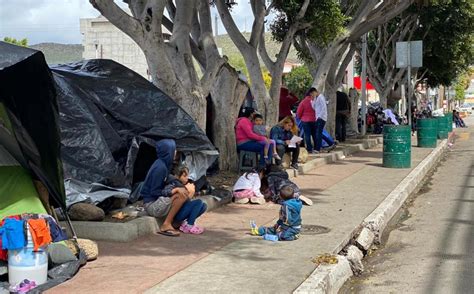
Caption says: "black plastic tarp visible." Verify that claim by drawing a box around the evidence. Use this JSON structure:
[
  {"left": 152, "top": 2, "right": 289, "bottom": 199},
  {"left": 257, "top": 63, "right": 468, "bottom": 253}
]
[
  {"left": 51, "top": 59, "right": 217, "bottom": 195},
  {"left": 0, "top": 41, "right": 66, "bottom": 209}
]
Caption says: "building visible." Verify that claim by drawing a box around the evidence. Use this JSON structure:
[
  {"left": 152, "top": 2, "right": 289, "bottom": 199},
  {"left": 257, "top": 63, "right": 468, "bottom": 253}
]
[{"left": 80, "top": 16, "right": 150, "bottom": 78}]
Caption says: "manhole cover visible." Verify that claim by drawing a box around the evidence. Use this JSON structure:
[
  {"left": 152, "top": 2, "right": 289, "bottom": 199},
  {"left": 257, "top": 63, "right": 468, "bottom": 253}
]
[{"left": 300, "top": 225, "right": 330, "bottom": 235}]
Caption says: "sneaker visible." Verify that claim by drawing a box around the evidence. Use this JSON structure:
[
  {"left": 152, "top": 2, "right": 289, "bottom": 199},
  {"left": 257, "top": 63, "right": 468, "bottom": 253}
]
[
  {"left": 311, "top": 150, "right": 320, "bottom": 154},
  {"left": 290, "top": 163, "right": 299, "bottom": 170},
  {"left": 299, "top": 195, "right": 313, "bottom": 206},
  {"left": 274, "top": 154, "right": 282, "bottom": 161},
  {"left": 234, "top": 197, "right": 250, "bottom": 204},
  {"left": 250, "top": 197, "right": 266, "bottom": 205}
]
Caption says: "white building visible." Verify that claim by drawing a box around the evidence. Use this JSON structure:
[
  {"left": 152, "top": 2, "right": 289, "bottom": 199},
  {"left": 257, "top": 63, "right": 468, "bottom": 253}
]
[{"left": 80, "top": 16, "right": 150, "bottom": 78}]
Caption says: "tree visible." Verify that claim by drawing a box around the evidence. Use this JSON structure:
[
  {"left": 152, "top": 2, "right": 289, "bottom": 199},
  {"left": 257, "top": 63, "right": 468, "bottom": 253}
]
[
  {"left": 284, "top": 65, "right": 312, "bottom": 99},
  {"left": 363, "top": 0, "right": 474, "bottom": 108},
  {"left": 288, "top": 0, "right": 415, "bottom": 135},
  {"left": 216, "top": 0, "right": 313, "bottom": 127},
  {"left": 90, "top": 0, "right": 247, "bottom": 170},
  {"left": 454, "top": 68, "right": 474, "bottom": 101},
  {"left": 3, "top": 37, "right": 28, "bottom": 47}
]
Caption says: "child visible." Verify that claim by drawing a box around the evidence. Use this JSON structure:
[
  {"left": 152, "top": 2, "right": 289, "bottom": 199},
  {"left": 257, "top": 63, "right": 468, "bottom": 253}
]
[
  {"left": 258, "top": 185, "right": 301, "bottom": 241},
  {"left": 163, "top": 165, "right": 207, "bottom": 234},
  {"left": 232, "top": 167, "right": 266, "bottom": 205},
  {"left": 253, "top": 114, "right": 281, "bottom": 162}
]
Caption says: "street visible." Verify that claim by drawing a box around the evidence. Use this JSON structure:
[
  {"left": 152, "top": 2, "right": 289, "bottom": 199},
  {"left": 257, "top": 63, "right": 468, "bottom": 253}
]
[{"left": 342, "top": 116, "right": 474, "bottom": 294}]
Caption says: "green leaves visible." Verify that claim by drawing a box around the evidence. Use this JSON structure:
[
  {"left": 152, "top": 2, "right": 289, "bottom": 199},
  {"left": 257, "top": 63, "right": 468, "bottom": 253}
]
[
  {"left": 270, "top": 0, "right": 346, "bottom": 46},
  {"left": 284, "top": 65, "right": 313, "bottom": 99},
  {"left": 3, "top": 37, "right": 28, "bottom": 47}
]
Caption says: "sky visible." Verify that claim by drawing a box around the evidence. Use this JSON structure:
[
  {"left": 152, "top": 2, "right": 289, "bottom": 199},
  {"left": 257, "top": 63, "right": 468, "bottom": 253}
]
[{"left": 0, "top": 0, "right": 253, "bottom": 45}]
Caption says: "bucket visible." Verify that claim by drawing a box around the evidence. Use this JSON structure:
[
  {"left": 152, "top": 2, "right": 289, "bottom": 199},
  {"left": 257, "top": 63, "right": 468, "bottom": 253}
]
[
  {"left": 383, "top": 125, "right": 411, "bottom": 168},
  {"left": 416, "top": 118, "right": 437, "bottom": 148},
  {"left": 446, "top": 112, "right": 453, "bottom": 132},
  {"left": 8, "top": 224, "right": 48, "bottom": 286}
]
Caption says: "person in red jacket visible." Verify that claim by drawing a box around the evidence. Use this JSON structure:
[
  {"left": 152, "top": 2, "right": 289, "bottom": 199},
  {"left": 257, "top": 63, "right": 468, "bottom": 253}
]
[
  {"left": 297, "top": 88, "right": 317, "bottom": 153},
  {"left": 235, "top": 107, "right": 273, "bottom": 166},
  {"left": 279, "top": 86, "right": 299, "bottom": 121}
]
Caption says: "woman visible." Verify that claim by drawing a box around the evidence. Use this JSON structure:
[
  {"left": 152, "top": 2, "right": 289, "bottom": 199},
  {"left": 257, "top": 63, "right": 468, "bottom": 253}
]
[
  {"left": 270, "top": 116, "right": 300, "bottom": 169},
  {"left": 235, "top": 107, "right": 273, "bottom": 166},
  {"left": 297, "top": 88, "right": 317, "bottom": 153}
]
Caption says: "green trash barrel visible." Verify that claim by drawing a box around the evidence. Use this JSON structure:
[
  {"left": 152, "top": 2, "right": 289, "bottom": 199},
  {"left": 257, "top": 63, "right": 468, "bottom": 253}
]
[
  {"left": 446, "top": 112, "right": 453, "bottom": 132},
  {"left": 436, "top": 116, "right": 449, "bottom": 139},
  {"left": 416, "top": 118, "right": 437, "bottom": 148},
  {"left": 383, "top": 125, "right": 411, "bottom": 168}
]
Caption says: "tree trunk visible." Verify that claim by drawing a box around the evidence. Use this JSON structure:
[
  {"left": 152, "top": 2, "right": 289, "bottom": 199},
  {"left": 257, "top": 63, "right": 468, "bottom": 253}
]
[
  {"left": 348, "top": 88, "right": 360, "bottom": 135},
  {"left": 325, "top": 82, "right": 338, "bottom": 136},
  {"left": 210, "top": 65, "right": 248, "bottom": 171}
]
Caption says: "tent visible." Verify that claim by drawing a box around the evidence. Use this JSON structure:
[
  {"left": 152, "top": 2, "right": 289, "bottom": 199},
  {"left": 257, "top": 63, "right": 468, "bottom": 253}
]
[
  {"left": 0, "top": 41, "right": 66, "bottom": 216},
  {"left": 51, "top": 59, "right": 218, "bottom": 207}
]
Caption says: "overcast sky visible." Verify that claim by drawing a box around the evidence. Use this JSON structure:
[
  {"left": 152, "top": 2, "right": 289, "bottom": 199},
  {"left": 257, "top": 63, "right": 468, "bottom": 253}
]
[{"left": 0, "top": 0, "right": 253, "bottom": 45}]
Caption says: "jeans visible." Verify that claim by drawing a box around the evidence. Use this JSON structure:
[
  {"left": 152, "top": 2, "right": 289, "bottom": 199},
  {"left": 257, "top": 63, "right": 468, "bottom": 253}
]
[
  {"left": 175, "top": 199, "right": 207, "bottom": 226},
  {"left": 315, "top": 118, "right": 326, "bottom": 151},
  {"left": 238, "top": 140, "right": 273, "bottom": 166},
  {"left": 335, "top": 113, "right": 347, "bottom": 142},
  {"left": 276, "top": 144, "right": 299, "bottom": 165},
  {"left": 301, "top": 121, "right": 317, "bottom": 152}
]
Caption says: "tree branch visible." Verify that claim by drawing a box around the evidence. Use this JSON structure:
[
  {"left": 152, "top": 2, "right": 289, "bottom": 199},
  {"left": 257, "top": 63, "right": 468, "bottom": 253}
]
[
  {"left": 216, "top": 0, "right": 250, "bottom": 50},
  {"left": 90, "top": 0, "right": 144, "bottom": 44},
  {"left": 249, "top": 0, "right": 266, "bottom": 48}
]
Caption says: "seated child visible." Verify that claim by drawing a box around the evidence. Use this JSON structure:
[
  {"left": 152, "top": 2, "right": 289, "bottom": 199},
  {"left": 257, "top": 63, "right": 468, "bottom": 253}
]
[
  {"left": 232, "top": 167, "right": 266, "bottom": 205},
  {"left": 163, "top": 165, "right": 207, "bottom": 234},
  {"left": 258, "top": 185, "right": 301, "bottom": 241},
  {"left": 253, "top": 114, "right": 281, "bottom": 162}
]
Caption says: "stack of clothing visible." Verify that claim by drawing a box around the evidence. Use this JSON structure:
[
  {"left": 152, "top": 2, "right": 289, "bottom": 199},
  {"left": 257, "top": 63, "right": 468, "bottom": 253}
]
[{"left": 0, "top": 214, "right": 67, "bottom": 260}]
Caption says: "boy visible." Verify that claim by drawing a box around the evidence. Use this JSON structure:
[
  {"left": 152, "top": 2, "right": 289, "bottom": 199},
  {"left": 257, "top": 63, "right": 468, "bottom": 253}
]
[
  {"left": 253, "top": 113, "right": 281, "bottom": 162},
  {"left": 258, "top": 185, "right": 302, "bottom": 241}
]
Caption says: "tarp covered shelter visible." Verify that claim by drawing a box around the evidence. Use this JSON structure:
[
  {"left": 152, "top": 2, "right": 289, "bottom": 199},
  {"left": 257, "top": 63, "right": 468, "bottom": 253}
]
[
  {"left": 0, "top": 41, "right": 66, "bottom": 212},
  {"left": 51, "top": 59, "right": 218, "bottom": 206}
]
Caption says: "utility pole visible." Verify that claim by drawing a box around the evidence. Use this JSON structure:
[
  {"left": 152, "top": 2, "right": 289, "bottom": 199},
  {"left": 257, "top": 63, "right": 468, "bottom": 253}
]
[
  {"left": 361, "top": 34, "right": 367, "bottom": 136},
  {"left": 407, "top": 42, "right": 412, "bottom": 127}
]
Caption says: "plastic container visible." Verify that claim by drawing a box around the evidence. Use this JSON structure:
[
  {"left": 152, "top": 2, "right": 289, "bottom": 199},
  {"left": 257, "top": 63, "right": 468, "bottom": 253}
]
[
  {"left": 8, "top": 225, "right": 48, "bottom": 286},
  {"left": 383, "top": 125, "right": 411, "bottom": 168},
  {"left": 263, "top": 234, "right": 279, "bottom": 242}
]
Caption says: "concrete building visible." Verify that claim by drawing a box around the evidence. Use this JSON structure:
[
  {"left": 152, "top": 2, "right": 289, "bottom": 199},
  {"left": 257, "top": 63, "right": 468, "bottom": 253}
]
[{"left": 80, "top": 16, "right": 150, "bottom": 78}]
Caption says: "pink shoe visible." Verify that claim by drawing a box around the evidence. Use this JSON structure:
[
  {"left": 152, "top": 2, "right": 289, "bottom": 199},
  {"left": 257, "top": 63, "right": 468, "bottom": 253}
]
[{"left": 179, "top": 223, "right": 204, "bottom": 234}]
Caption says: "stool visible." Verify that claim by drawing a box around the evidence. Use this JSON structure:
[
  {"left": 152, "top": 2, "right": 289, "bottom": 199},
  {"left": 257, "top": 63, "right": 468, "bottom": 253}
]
[{"left": 238, "top": 150, "right": 259, "bottom": 173}]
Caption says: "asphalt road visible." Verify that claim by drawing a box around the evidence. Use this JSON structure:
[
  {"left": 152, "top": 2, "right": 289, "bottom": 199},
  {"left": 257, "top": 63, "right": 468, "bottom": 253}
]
[{"left": 341, "top": 116, "right": 474, "bottom": 294}]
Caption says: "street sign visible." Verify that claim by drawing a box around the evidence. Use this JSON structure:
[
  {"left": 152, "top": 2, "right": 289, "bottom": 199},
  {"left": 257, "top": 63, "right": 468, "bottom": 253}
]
[{"left": 396, "top": 41, "right": 423, "bottom": 68}]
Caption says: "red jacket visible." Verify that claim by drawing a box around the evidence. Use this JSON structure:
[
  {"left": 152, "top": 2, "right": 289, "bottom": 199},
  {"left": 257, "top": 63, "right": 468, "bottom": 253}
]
[
  {"left": 279, "top": 88, "right": 299, "bottom": 119},
  {"left": 235, "top": 117, "right": 267, "bottom": 145},
  {"left": 296, "top": 96, "right": 316, "bottom": 122}
]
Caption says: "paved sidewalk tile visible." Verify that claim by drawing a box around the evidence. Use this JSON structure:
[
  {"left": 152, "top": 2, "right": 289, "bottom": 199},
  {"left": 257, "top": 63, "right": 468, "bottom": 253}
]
[{"left": 48, "top": 144, "right": 432, "bottom": 294}]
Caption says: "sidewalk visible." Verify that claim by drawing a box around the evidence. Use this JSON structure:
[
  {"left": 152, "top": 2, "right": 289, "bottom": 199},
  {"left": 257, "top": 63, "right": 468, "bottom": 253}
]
[{"left": 49, "top": 140, "right": 435, "bottom": 294}]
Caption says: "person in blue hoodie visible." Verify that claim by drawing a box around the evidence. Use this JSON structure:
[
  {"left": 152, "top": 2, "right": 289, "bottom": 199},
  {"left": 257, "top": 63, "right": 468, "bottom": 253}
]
[
  {"left": 141, "top": 139, "right": 189, "bottom": 237},
  {"left": 258, "top": 185, "right": 302, "bottom": 241}
]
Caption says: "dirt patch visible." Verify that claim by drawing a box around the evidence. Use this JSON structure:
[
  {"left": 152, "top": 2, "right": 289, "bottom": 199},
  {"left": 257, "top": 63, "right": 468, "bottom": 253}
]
[{"left": 208, "top": 170, "right": 239, "bottom": 190}]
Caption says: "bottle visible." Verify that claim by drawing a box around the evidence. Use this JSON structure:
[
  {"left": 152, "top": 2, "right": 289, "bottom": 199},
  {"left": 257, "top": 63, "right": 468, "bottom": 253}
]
[{"left": 263, "top": 234, "right": 279, "bottom": 242}]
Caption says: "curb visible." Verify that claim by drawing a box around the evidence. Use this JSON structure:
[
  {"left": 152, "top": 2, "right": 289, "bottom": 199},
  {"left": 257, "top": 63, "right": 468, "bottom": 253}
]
[
  {"left": 62, "top": 194, "right": 232, "bottom": 242},
  {"left": 294, "top": 134, "right": 453, "bottom": 294}
]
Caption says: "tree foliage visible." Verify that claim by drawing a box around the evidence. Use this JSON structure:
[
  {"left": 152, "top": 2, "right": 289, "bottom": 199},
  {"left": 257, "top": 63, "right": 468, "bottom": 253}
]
[
  {"left": 416, "top": 0, "right": 474, "bottom": 87},
  {"left": 284, "top": 65, "right": 312, "bottom": 99},
  {"left": 3, "top": 37, "right": 28, "bottom": 47},
  {"left": 454, "top": 68, "right": 474, "bottom": 101},
  {"left": 271, "top": 0, "right": 346, "bottom": 63}
]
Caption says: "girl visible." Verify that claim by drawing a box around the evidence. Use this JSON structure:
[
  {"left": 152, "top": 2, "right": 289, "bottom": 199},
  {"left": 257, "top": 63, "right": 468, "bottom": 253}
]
[
  {"left": 232, "top": 167, "right": 266, "bottom": 205},
  {"left": 163, "top": 165, "right": 207, "bottom": 234},
  {"left": 253, "top": 113, "right": 281, "bottom": 162}
]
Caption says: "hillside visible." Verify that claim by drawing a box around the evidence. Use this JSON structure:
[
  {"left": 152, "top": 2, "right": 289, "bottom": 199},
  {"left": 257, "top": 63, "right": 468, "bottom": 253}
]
[
  {"left": 215, "top": 32, "right": 301, "bottom": 64},
  {"left": 30, "top": 32, "right": 300, "bottom": 68},
  {"left": 30, "top": 43, "right": 83, "bottom": 65}
]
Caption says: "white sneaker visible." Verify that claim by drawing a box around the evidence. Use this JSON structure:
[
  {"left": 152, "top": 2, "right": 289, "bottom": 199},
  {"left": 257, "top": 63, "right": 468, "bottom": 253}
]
[
  {"left": 250, "top": 197, "right": 266, "bottom": 205},
  {"left": 234, "top": 197, "right": 250, "bottom": 204}
]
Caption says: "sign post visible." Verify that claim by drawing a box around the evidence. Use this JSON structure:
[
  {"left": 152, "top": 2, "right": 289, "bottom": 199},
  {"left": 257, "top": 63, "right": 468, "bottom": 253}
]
[{"left": 396, "top": 41, "right": 423, "bottom": 128}]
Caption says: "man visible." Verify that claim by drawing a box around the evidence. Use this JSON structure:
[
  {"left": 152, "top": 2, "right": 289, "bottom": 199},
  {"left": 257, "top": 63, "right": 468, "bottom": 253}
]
[
  {"left": 311, "top": 89, "right": 335, "bottom": 152},
  {"left": 336, "top": 91, "right": 351, "bottom": 142},
  {"left": 141, "top": 139, "right": 193, "bottom": 237},
  {"left": 279, "top": 86, "right": 299, "bottom": 121}
]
